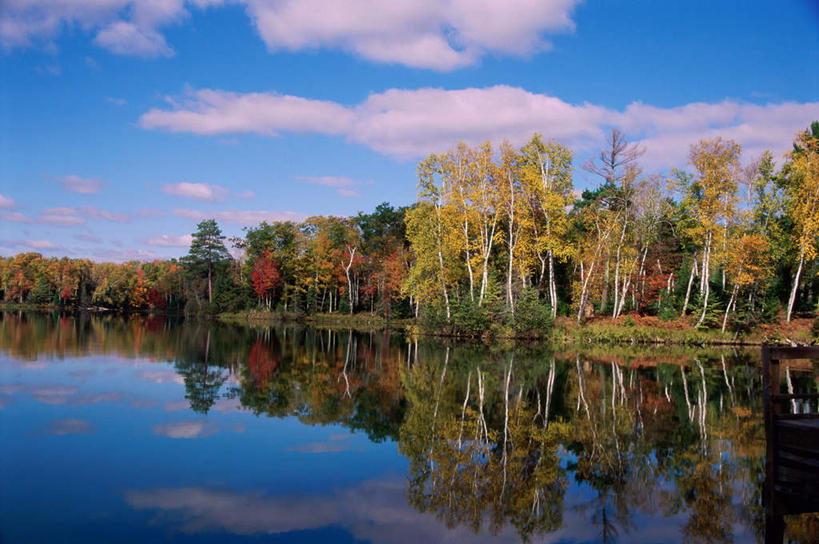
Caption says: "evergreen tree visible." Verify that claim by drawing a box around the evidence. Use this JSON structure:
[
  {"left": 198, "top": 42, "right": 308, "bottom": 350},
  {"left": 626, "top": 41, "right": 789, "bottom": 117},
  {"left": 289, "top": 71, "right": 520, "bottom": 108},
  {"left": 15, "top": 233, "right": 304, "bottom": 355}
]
[{"left": 184, "top": 219, "right": 230, "bottom": 304}]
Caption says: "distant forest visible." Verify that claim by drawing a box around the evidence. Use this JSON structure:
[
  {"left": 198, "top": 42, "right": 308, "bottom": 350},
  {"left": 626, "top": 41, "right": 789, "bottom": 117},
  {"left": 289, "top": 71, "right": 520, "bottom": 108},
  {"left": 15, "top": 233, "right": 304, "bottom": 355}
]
[{"left": 2, "top": 123, "right": 817, "bottom": 334}]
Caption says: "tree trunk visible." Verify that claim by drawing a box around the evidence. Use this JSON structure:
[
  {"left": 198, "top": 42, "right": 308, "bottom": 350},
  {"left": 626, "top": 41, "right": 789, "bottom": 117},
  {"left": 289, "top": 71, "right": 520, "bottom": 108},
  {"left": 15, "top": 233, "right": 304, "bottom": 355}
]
[
  {"left": 612, "top": 217, "right": 627, "bottom": 317},
  {"left": 344, "top": 246, "right": 356, "bottom": 315},
  {"left": 600, "top": 254, "right": 610, "bottom": 313},
  {"left": 548, "top": 249, "right": 557, "bottom": 318},
  {"left": 695, "top": 232, "right": 712, "bottom": 328},
  {"left": 682, "top": 255, "right": 698, "bottom": 316},
  {"left": 207, "top": 263, "right": 212, "bottom": 304},
  {"left": 577, "top": 257, "right": 598, "bottom": 324},
  {"left": 786, "top": 251, "right": 805, "bottom": 323},
  {"left": 463, "top": 218, "right": 474, "bottom": 302},
  {"left": 721, "top": 283, "right": 738, "bottom": 333},
  {"left": 434, "top": 201, "right": 451, "bottom": 321},
  {"left": 506, "top": 174, "right": 516, "bottom": 315}
]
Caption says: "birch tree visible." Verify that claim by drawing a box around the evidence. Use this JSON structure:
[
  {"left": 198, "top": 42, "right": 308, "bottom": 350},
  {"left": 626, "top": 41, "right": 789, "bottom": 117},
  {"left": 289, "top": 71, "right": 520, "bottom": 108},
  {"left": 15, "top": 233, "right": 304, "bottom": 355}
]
[
  {"left": 782, "top": 123, "right": 819, "bottom": 322},
  {"left": 520, "top": 135, "right": 574, "bottom": 317},
  {"left": 687, "top": 138, "right": 741, "bottom": 327}
]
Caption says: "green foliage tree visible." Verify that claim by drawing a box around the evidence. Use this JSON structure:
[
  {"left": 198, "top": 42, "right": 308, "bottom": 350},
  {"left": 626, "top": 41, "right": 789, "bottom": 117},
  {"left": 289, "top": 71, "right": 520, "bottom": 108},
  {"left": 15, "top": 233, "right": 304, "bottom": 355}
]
[{"left": 183, "top": 219, "right": 230, "bottom": 305}]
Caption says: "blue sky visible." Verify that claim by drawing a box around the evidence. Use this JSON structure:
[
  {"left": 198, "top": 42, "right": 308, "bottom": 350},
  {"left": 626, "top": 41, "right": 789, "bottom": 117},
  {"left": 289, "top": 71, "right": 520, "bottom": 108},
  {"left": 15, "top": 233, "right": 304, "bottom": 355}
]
[{"left": 1, "top": 0, "right": 817, "bottom": 261}]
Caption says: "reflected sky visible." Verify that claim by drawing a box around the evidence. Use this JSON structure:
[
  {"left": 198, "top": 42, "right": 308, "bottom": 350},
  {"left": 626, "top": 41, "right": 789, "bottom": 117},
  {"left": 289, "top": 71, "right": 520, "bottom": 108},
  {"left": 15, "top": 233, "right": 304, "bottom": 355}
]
[{"left": 1, "top": 312, "right": 809, "bottom": 543}]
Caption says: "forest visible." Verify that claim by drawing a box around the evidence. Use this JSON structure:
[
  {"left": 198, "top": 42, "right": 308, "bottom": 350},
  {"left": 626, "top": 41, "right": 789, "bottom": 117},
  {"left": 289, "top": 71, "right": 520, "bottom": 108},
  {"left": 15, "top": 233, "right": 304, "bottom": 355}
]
[{"left": 2, "top": 122, "right": 817, "bottom": 338}]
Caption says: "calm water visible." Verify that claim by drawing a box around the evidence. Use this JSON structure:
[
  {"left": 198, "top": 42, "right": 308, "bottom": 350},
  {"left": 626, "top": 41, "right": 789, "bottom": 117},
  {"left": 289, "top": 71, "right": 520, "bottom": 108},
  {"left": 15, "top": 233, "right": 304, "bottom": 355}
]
[{"left": 0, "top": 312, "right": 812, "bottom": 543}]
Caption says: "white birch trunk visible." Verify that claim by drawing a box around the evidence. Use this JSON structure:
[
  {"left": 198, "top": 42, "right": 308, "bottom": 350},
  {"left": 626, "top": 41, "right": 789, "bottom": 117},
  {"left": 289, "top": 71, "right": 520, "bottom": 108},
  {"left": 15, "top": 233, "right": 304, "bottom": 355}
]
[{"left": 786, "top": 251, "right": 805, "bottom": 323}]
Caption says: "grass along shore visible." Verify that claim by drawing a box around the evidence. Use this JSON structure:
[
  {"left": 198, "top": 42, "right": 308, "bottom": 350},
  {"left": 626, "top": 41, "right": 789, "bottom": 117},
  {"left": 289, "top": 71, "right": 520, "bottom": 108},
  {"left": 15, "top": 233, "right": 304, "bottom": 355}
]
[
  {"left": 219, "top": 309, "right": 818, "bottom": 346},
  {"left": 3, "top": 303, "right": 815, "bottom": 346}
]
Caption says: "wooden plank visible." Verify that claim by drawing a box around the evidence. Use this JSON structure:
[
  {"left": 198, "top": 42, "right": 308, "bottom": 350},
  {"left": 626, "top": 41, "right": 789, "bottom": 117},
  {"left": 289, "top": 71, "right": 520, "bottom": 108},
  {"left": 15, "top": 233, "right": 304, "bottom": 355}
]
[
  {"left": 771, "top": 392, "right": 819, "bottom": 401},
  {"left": 776, "top": 413, "right": 819, "bottom": 420},
  {"left": 763, "top": 345, "right": 819, "bottom": 361},
  {"left": 763, "top": 344, "right": 819, "bottom": 530}
]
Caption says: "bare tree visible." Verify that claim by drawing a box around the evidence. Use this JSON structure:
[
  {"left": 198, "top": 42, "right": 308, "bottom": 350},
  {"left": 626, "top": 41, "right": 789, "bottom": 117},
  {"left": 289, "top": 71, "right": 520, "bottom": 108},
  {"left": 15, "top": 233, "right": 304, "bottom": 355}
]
[
  {"left": 583, "top": 130, "right": 645, "bottom": 318},
  {"left": 583, "top": 129, "right": 645, "bottom": 187}
]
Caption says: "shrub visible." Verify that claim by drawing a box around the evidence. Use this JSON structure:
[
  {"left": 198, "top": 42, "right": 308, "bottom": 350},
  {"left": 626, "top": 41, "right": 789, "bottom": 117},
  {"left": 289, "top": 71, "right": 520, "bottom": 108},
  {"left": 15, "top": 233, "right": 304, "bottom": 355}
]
[
  {"left": 509, "top": 289, "right": 553, "bottom": 336},
  {"left": 658, "top": 306, "right": 678, "bottom": 322},
  {"left": 452, "top": 297, "right": 490, "bottom": 336}
]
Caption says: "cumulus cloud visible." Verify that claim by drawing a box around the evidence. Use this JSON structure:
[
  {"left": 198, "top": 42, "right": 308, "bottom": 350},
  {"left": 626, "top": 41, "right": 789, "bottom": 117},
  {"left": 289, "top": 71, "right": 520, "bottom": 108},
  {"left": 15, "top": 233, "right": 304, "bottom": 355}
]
[
  {"left": 295, "top": 176, "right": 362, "bottom": 197},
  {"left": 123, "top": 474, "right": 692, "bottom": 543},
  {"left": 123, "top": 478, "right": 539, "bottom": 542},
  {"left": 0, "top": 0, "right": 186, "bottom": 56},
  {"left": 287, "top": 433, "right": 359, "bottom": 454},
  {"left": 90, "top": 248, "right": 160, "bottom": 263},
  {"left": 140, "top": 89, "right": 354, "bottom": 136},
  {"left": 164, "top": 397, "right": 243, "bottom": 413},
  {"left": 173, "top": 208, "right": 305, "bottom": 226},
  {"left": 33, "top": 418, "right": 96, "bottom": 436},
  {"left": 5, "top": 383, "right": 151, "bottom": 407},
  {"left": 139, "top": 370, "right": 185, "bottom": 384},
  {"left": 0, "top": 194, "right": 16, "bottom": 208},
  {"left": 224, "top": 0, "right": 580, "bottom": 70},
  {"left": 1, "top": 1, "right": 579, "bottom": 69},
  {"left": 145, "top": 234, "right": 194, "bottom": 247},
  {"left": 162, "top": 182, "right": 228, "bottom": 202},
  {"left": 153, "top": 421, "right": 219, "bottom": 439},
  {"left": 1, "top": 238, "right": 59, "bottom": 250},
  {"left": 73, "top": 233, "right": 103, "bottom": 243},
  {"left": 137, "top": 208, "right": 166, "bottom": 218},
  {"left": 0, "top": 206, "right": 129, "bottom": 226},
  {"left": 55, "top": 174, "right": 104, "bottom": 194},
  {"left": 140, "top": 85, "right": 819, "bottom": 169},
  {"left": 94, "top": 21, "right": 173, "bottom": 57}
]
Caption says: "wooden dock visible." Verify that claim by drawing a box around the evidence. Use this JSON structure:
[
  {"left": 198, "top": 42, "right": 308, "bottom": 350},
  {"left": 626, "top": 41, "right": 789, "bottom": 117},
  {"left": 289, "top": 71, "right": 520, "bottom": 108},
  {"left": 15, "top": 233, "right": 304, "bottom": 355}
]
[{"left": 762, "top": 345, "right": 819, "bottom": 544}]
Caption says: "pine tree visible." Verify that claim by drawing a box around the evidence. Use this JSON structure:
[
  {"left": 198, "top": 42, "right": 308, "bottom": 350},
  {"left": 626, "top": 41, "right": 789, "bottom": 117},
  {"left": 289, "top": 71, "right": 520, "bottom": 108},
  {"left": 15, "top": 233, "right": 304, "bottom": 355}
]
[{"left": 184, "top": 219, "right": 230, "bottom": 304}]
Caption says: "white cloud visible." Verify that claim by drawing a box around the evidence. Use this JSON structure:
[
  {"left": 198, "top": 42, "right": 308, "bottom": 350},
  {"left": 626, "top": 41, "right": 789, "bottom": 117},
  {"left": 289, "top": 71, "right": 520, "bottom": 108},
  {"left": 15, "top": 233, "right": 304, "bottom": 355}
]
[
  {"left": 0, "top": 0, "right": 187, "bottom": 56},
  {"left": 337, "top": 188, "right": 360, "bottom": 198},
  {"left": 1, "top": 207, "right": 84, "bottom": 226},
  {"left": 140, "top": 89, "right": 355, "bottom": 136},
  {"left": 162, "top": 182, "right": 228, "bottom": 202},
  {"left": 231, "top": 0, "right": 580, "bottom": 70},
  {"left": 0, "top": 194, "right": 16, "bottom": 209},
  {"left": 140, "top": 85, "right": 819, "bottom": 169},
  {"left": 145, "top": 234, "right": 193, "bottom": 247},
  {"left": 173, "top": 208, "right": 306, "bottom": 226},
  {"left": 34, "top": 418, "right": 95, "bottom": 436},
  {"left": 1, "top": 238, "right": 59, "bottom": 250},
  {"left": 237, "top": 190, "right": 255, "bottom": 199},
  {"left": 153, "top": 421, "right": 218, "bottom": 439},
  {"left": 1, "top": 206, "right": 128, "bottom": 226},
  {"left": 1, "top": 1, "right": 579, "bottom": 69},
  {"left": 73, "top": 233, "right": 103, "bottom": 243},
  {"left": 107, "top": 97, "right": 127, "bottom": 106},
  {"left": 295, "top": 176, "right": 358, "bottom": 188},
  {"left": 55, "top": 174, "right": 104, "bottom": 194},
  {"left": 137, "top": 208, "right": 166, "bottom": 218},
  {"left": 39, "top": 207, "right": 88, "bottom": 225},
  {"left": 139, "top": 369, "right": 184, "bottom": 384},
  {"left": 123, "top": 476, "right": 632, "bottom": 543},
  {"left": 90, "top": 248, "right": 160, "bottom": 263},
  {"left": 295, "top": 176, "right": 363, "bottom": 197},
  {"left": 94, "top": 21, "right": 174, "bottom": 57},
  {"left": 81, "top": 206, "right": 130, "bottom": 222}
]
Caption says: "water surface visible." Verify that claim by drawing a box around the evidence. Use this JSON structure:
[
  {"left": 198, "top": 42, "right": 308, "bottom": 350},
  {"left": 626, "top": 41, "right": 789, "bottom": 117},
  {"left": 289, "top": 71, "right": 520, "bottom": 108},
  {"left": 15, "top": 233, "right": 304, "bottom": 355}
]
[{"left": 1, "top": 312, "right": 812, "bottom": 543}]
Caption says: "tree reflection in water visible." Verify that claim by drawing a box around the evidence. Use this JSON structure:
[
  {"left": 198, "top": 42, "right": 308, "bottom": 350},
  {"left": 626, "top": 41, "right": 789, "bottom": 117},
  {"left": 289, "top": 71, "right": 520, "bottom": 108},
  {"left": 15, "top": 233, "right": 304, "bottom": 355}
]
[{"left": 2, "top": 311, "right": 817, "bottom": 542}]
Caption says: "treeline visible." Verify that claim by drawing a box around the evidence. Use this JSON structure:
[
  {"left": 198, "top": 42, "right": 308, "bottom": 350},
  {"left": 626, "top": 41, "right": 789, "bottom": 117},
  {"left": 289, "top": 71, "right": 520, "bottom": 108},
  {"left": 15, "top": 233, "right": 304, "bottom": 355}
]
[{"left": 2, "top": 123, "right": 817, "bottom": 334}]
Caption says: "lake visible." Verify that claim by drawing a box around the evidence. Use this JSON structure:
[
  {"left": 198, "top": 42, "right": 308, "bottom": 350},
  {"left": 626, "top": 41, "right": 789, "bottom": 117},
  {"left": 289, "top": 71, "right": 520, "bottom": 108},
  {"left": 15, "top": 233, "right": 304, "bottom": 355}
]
[{"left": 0, "top": 312, "right": 813, "bottom": 543}]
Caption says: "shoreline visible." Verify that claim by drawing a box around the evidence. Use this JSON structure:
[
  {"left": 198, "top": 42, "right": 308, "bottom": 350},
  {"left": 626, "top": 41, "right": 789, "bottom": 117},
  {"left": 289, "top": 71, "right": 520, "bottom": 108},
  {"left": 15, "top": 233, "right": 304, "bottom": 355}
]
[{"left": 3, "top": 304, "right": 815, "bottom": 347}]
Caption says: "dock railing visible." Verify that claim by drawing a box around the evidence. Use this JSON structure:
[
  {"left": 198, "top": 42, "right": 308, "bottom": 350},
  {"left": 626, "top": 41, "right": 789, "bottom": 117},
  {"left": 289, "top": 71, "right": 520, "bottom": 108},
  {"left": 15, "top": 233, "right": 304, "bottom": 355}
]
[{"left": 761, "top": 345, "right": 819, "bottom": 544}]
